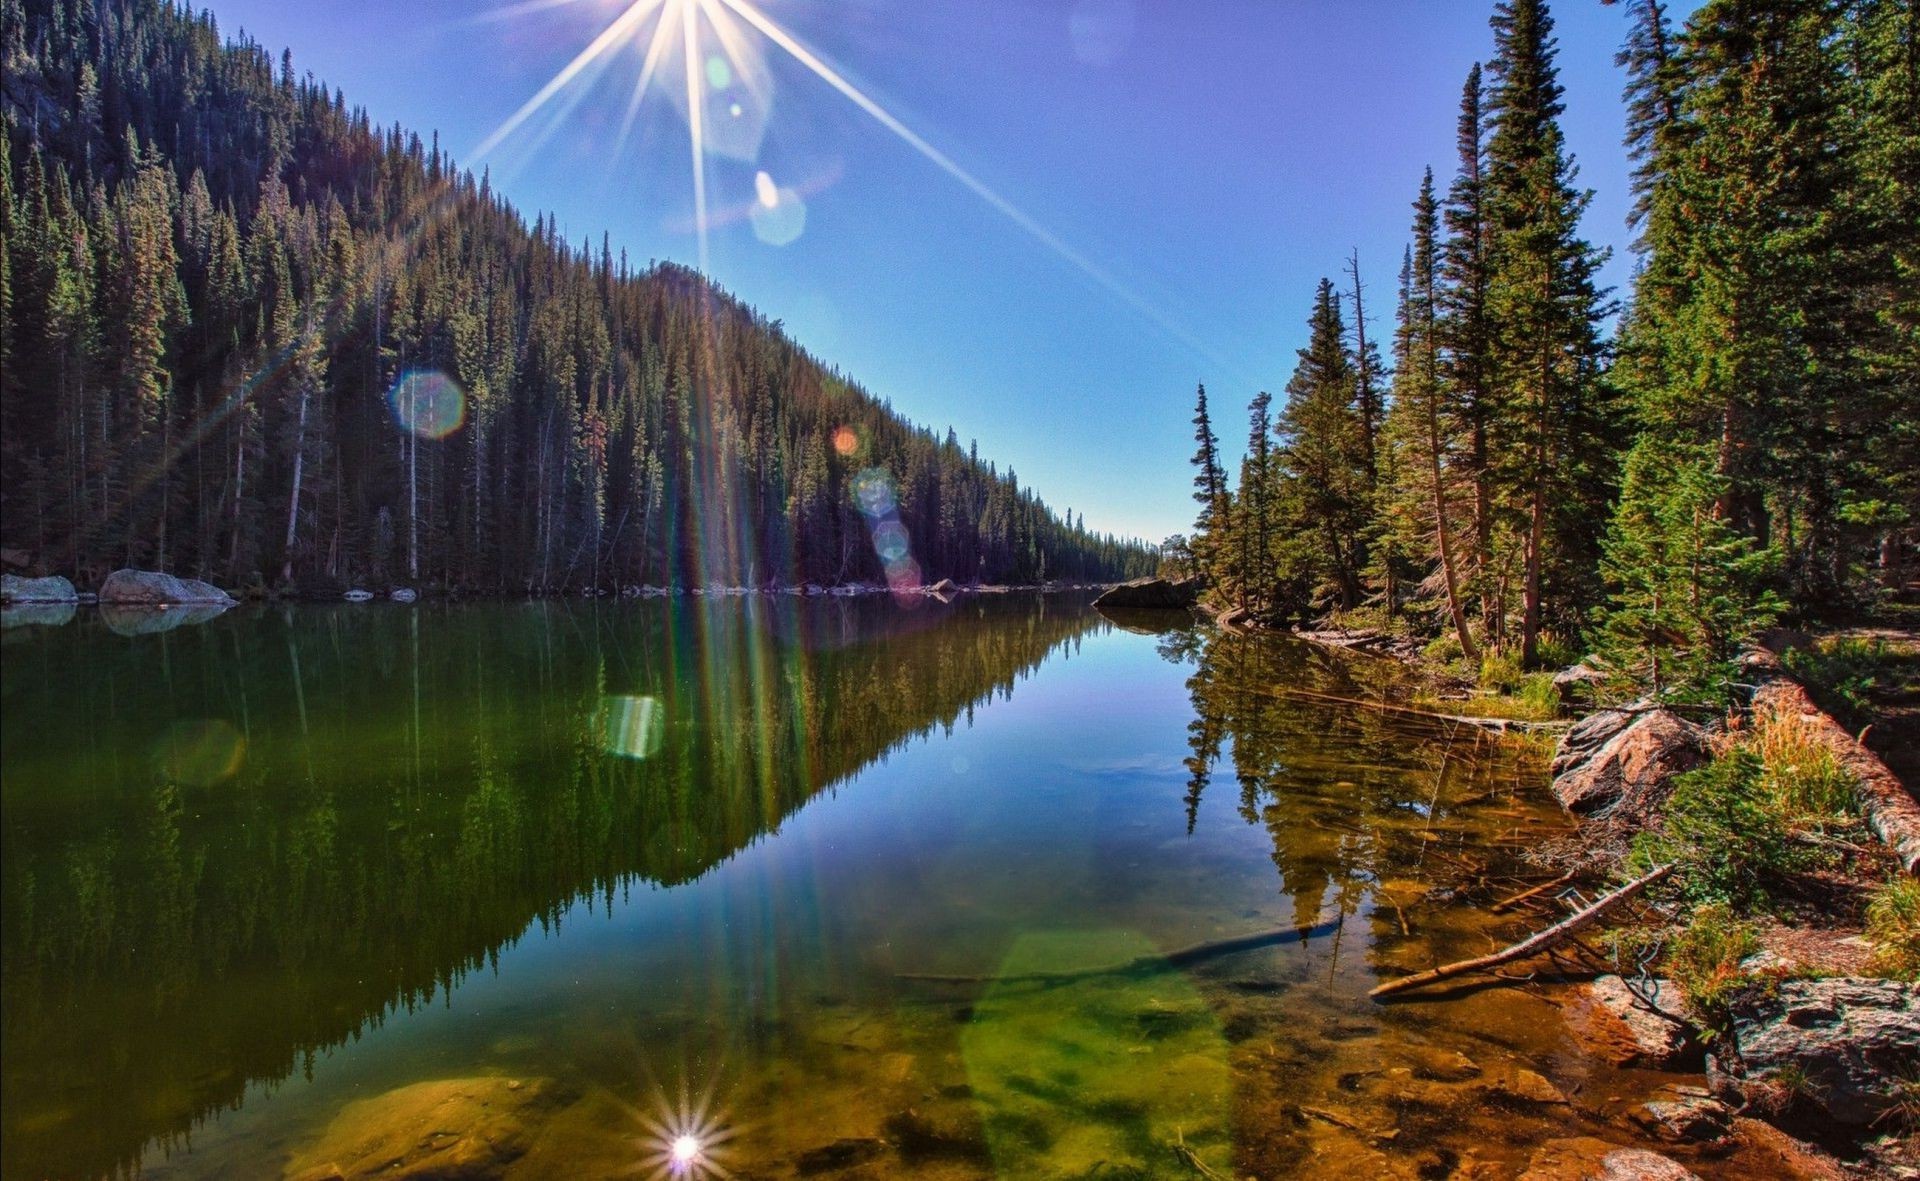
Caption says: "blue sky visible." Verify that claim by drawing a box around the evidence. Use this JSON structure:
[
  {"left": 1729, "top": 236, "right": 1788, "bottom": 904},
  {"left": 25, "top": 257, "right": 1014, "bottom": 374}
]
[{"left": 209, "top": 0, "right": 1668, "bottom": 543}]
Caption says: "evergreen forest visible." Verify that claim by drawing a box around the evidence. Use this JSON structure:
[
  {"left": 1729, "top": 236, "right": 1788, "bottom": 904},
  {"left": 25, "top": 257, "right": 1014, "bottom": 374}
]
[
  {"left": 1180, "top": 0, "right": 1916, "bottom": 697},
  {"left": 0, "top": 0, "right": 1157, "bottom": 593}
]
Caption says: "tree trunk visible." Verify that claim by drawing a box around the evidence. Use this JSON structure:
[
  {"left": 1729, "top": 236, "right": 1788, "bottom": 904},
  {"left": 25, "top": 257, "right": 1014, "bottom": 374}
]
[{"left": 280, "top": 383, "right": 310, "bottom": 584}]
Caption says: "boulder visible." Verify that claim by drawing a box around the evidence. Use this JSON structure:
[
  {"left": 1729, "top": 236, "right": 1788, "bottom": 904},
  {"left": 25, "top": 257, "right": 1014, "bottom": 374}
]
[
  {"left": 1519, "top": 1137, "right": 1699, "bottom": 1180},
  {"left": 390, "top": 587, "right": 418, "bottom": 603},
  {"left": 1550, "top": 709, "right": 1706, "bottom": 818},
  {"left": 1, "top": 574, "right": 78, "bottom": 603},
  {"left": 1629, "top": 1088, "right": 1733, "bottom": 1148},
  {"left": 282, "top": 1076, "right": 560, "bottom": 1181},
  {"left": 98, "top": 569, "right": 235, "bottom": 606},
  {"left": 1092, "top": 577, "right": 1200, "bottom": 610},
  {"left": 1553, "top": 661, "right": 1608, "bottom": 703},
  {"left": 1713, "top": 977, "right": 1919, "bottom": 1128},
  {"left": 1566, "top": 975, "right": 1696, "bottom": 1068}
]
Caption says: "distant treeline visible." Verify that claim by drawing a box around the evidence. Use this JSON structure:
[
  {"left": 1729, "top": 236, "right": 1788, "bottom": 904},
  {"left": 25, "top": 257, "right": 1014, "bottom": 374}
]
[
  {"left": 1181, "top": 0, "right": 1915, "bottom": 695},
  {"left": 0, "top": 0, "right": 1157, "bottom": 592}
]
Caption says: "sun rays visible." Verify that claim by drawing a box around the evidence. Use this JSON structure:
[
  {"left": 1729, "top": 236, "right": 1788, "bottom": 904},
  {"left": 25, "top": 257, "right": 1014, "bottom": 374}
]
[{"left": 465, "top": 0, "right": 1222, "bottom": 362}]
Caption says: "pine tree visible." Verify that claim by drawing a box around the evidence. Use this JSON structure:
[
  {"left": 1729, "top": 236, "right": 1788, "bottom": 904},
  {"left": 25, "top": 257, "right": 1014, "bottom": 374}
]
[
  {"left": 1439, "top": 63, "right": 1500, "bottom": 639},
  {"left": 1595, "top": 438, "right": 1781, "bottom": 699},
  {"left": 1189, "top": 382, "right": 1229, "bottom": 583},
  {"left": 1482, "top": 0, "right": 1615, "bottom": 666},
  {"left": 1387, "top": 171, "right": 1478, "bottom": 658},
  {"left": 1275, "top": 279, "right": 1371, "bottom": 613}
]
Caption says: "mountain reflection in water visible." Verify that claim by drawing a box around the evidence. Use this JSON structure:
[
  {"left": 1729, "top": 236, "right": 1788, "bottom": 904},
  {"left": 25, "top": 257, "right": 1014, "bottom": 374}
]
[{"left": 4, "top": 597, "right": 1691, "bottom": 1181}]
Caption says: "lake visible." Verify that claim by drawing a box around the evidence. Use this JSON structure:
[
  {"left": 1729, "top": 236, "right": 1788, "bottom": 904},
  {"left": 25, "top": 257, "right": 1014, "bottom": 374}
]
[{"left": 2, "top": 595, "right": 1702, "bottom": 1179}]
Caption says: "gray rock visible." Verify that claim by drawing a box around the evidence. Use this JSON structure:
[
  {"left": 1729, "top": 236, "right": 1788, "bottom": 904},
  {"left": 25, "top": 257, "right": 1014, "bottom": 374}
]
[
  {"left": 1, "top": 574, "right": 78, "bottom": 603},
  {"left": 344, "top": 589, "right": 374, "bottom": 602},
  {"left": 97, "top": 569, "right": 235, "bottom": 606},
  {"left": 1550, "top": 709, "right": 1706, "bottom": 818},
  {"left": 390, "top": 587, "right": 418, "bottom": 603},
  {"left": 1553, "top": 661, "right": 1608, "bottom": 703},
  {"left": 1717, "top": 977, "right": 1920, "bottom": 1127},
  {"left": 1092, "top": 576, "right": 1201, "bottom": 610}
]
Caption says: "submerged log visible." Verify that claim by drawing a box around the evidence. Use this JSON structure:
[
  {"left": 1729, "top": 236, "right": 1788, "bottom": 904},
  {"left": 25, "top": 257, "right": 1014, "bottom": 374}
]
[
  {"left": 1753, "top": 679, "right": 1920, "bottom": 875},
  {"left": 1369, "top": 864, "right": 1674, "bottom": 999},
  {"left": 899, "top": 915, "right": 1345, "bottom": 985}
]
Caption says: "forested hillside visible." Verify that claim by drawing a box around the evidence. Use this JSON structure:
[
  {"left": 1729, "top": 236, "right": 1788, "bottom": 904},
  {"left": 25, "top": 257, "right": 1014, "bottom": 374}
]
[
  {"left": 1183, "top": 0, "right": 1916, "bottom": 697},
  {"left": 0, "top": 0, "right": 1154, "bottom": 592}
]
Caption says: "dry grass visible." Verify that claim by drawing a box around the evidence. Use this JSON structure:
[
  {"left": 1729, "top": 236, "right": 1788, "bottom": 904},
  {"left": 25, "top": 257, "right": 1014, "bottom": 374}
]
[{"left": 1750, "top": 704, "right": 1858, "bottom": 818}]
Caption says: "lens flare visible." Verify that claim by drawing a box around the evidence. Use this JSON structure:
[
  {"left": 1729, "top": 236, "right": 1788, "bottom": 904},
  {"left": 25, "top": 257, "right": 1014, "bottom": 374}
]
[
  {"left": 747, "top": 170, "right": 805, "bottom": 246},
  {"left": 671, "top": 1135, "right": 702, "bottom": 1165},
  {"left": 599, "top": 694, "right": 667, "bottom": 759},
  {"left": 831, "top": 425, "right": 861, "bottom": 457},
  {"left": 467, "top": 0, "right": 1242, "bottom": 380},
  {"left": 153, "top": 719, "right": 246, "bottom": 786},
  {"left": 628, "top": 1077, "right": 739, "bottom": 1179},
  {"left": 388, "top": 370, "right": 467, "bottom": 440}
]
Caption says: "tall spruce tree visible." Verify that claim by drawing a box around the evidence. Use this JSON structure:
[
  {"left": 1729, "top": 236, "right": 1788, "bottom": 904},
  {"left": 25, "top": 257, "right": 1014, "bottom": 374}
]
[
  {"left": 1482, "top": 0, "right": 1614, "bottom": 666},
  {"left": 1386, "top": 170, "right": 1478, "bottom": 658},
  {"left": 1274, "top": 279, "right": 1371, "bottom": 613}
]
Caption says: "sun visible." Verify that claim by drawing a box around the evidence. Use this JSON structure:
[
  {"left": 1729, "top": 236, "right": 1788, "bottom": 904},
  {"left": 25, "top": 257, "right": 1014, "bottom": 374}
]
[{"left": 463, "top": 0, "right": 1212, "bottom": 363}]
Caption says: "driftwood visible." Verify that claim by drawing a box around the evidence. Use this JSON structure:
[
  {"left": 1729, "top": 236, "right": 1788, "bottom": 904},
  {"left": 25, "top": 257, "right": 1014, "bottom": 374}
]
[
  {"left": 898, "top": 915, "right": 1345, "bottom": 985},
  {"left": 1242, "top": 683, "right": 1570, "bottom": 734},
  {"left": 1369, "top": 863, "right": 1674, "bottom": 999},
  {"left": 1489, "top": 871, "right": 1577, "bottom": 914},
  {"left": 1753, "top": 679, "right": 1920, "bottom": 875}
]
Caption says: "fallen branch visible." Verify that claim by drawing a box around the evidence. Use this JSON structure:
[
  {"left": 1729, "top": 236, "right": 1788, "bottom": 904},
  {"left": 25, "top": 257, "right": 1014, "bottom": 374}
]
[
  {"left": 898, "top": 915, "right": 1345, "bottom": 985},
  {"left": 1368, "top": 863, "right": 1674, "bottom": 999},
  {"left": 1489, "top": 871, "right": 1577, "bottom": 914}
]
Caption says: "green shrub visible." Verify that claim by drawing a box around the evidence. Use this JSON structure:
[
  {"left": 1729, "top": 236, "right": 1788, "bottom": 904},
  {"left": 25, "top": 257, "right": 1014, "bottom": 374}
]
[
  {"left": 1784, "top": 637, "right": 1889, "bottom": 720},
  {"left": 1632, "top": 748, "right": 1821, "bottom": 907},
  {"left": 1669, "top": 902, "right": 1761, "bottom": 1024},
  {"left": 1866, "top": 876, "right": 1920, "bottom": 982}
]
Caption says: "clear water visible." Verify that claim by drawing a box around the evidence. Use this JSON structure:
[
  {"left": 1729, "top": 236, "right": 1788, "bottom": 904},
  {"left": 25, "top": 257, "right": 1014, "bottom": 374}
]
[{"left": 2, "top": 596, "right": 1717, "bottom": 1179}]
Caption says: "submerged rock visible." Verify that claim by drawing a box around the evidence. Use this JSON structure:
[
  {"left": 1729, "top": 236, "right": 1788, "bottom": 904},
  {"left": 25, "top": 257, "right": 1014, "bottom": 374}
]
[
  {"left": 1, "top": 574, "right": 78, "bottom": 603},
  {"left": 390, "top": 587, "right": 418, "bottom": 603},
  {"left": 1567, "top": 975, "right": 1696, "bottom": 1068},
  {"left": 98, "top": 568, "right": 235, "bottom": 606},
  {"left": 1712, "top": 977, "right": 1920, "bottom": 1128},
  {"left": 1519, "top": 1137, "right": 1699, "bottom": 1180},
  {"left": 794, "top": 1137, "right": 885, "bottom": 1174},
  {"left": 1630, "top": 1087, "right": 1734, "bottom": 1148},
  {"left": 1550, "top": 709, "right": 1705, "bottom": 819},
  {"left": 1092, "top": 576, "right": 1200, "bottom": 610},
  {"left": 343, "top": 589, "right": 374, "bottom": 602},
  {"left": 282, "top": 1076, "right": 559, "bottom": 1181}
]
